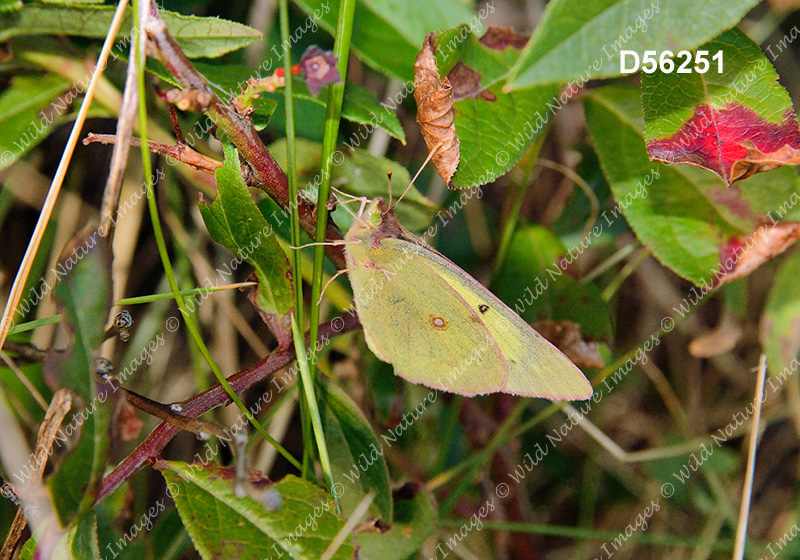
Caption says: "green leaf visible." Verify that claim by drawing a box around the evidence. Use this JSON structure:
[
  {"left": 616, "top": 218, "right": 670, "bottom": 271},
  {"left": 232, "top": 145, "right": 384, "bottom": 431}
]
[
  {"left": 642, "top": 28, "right": 800, "bottom": 185},
  {"left": 267, "top": 138, "right": 438, "bottom": 232},
  {"left": 44, "top": 231, "right": 113, "bottom": 526},
  {"left": 292, "top": 0, "right": 474, "bottom": 80},
  {"left": 53, "top": 513, "right": 102, "bottom": 559},
  {"left": 585, "top": 86, "right": 800, "bottom": 284},
  {"left": 355, "top": 483, "right": 437, "bottom": 560},
  {"left": 493, "top": 225, "right": 614, "bottom": 342},
  {"left": 0, "top": 5, "right": 260, "bottom": 58},
  {"left": 505, "top": 0, "right": 759, "bottom": 90},
  {"left": 761, "top": 253, "right": 800, "bottom": 377},
  {"left": 156, "top": 461, "right": 356, "bottom": 560},
  {"left": 0, "top": 0, "right": 21, "bottom": 13},
  {"left": 199, "top": 144, "right": 293, "bottom": 336},
  {"left": 250, "top": 97, "right": 279, "bottom": 131},
  {"left": 0, "top": 73, "right": 70, "bottom": 172},
  {"left": 317, "top": 379, "right": 393, "bottom": 523},
  {"left": 294, "top": 81, "right": 406, "bottom": 143},
  {"left": 426, "top": 27, "right": 559, "bottom": 188}
]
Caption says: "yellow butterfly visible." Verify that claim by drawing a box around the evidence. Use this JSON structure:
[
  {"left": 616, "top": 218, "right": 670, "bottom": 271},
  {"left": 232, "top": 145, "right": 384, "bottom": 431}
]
[{"left": 343, "top": 198, "right": 593, "bottom": 400}]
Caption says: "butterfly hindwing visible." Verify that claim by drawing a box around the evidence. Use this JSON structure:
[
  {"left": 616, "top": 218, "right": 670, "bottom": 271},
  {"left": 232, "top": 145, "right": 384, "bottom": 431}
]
[{"left": 382, "top": 239, "right": 592, "bottom": 400}]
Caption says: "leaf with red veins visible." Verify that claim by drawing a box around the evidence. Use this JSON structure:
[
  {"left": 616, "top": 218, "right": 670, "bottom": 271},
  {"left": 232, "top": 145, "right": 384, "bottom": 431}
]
[
  {"left": 647, "top": 103, "right": 800, "bottom": 185},
  {"left": 713, "top": 221, "right": 800, "bottom": 288}
]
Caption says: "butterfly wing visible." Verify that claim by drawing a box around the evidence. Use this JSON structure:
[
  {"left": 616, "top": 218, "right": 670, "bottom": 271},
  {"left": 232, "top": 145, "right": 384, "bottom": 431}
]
[
  {"left": 346, "top": 238, "right": 507, "bottom": 396},
  {"left": 381, "top": 239, "right": 593, "bottom": 400}
]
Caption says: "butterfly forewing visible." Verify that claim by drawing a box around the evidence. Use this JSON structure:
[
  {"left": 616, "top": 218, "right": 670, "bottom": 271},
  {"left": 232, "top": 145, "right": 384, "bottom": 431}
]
[{"left": 346, "top": 240, "right": 507, "bottom": 395}]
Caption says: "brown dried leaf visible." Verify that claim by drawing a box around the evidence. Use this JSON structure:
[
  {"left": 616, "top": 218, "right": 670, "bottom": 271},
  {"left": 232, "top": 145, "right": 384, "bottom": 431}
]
[
  {"left": 414, "top": 33, "right": 459, "bottom": 185},
  {"left": 689, "top": 313, "right": 742, "bottom": 358},
  {"left": 478, "top": 26, "right": 529, "bottom": 51},
  {"left": 533, "top": 320, "right": 604, "bottom": 369},
  {"left": 116, "top": 398, "right": 144, "bottom": 442},
  {"left": 714, "top": 221, "right": 800, "bottom": 288}
]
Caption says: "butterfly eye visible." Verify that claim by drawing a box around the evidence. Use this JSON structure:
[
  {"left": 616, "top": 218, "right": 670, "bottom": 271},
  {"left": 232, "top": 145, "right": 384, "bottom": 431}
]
[{"left": 369, "top": 212, "right": 382, "bottom": 226}]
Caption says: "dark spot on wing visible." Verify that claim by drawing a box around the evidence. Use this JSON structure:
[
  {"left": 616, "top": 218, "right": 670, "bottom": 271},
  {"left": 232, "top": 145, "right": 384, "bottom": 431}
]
[
  {"left": 478, "top": 304, "right": 489, "bottom": 314},
  {"left": 430, "top": 315, "right": 448, "bottom": 330}
]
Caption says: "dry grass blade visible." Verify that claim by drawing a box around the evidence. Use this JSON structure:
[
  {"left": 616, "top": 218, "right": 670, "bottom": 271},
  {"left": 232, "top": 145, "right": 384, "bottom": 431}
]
[
  {"left": 0, "top": 0, "right": 130, "bottom": 353},
  {"left": 99, "top": 2, "right": 143, "bottom": 239},
  {"left": 733, "top": 354, "right": 768, "bottom": 560}
]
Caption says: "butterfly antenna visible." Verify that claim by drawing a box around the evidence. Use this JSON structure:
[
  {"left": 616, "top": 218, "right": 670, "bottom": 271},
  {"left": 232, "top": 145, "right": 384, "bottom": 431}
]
[{"left": 389, "top": 141, "right": 444, "bottom": 214}]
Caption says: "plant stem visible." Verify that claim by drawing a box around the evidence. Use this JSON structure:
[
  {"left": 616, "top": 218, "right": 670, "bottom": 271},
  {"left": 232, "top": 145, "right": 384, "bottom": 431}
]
[{"left": 144, "top": 18, "right": 347, "bottom": 268}]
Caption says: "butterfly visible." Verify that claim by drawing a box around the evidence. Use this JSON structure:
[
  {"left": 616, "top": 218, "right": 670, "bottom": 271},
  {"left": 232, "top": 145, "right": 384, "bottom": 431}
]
[{"left": 342, "top": 197, "right": 593, "bottom": 400}]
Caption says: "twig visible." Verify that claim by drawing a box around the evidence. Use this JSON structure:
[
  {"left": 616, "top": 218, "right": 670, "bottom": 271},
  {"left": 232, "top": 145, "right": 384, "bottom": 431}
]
[
  {"left": 732, "top": 354, "right": 767, "bottom": 560},
  {"left": 95, "top": 314, "right": 359, "bottom": 503},
  {"left": 0, "top": 389, "right": 72, "bottom": 559},
  {"left": 99, "top": 5, "right": 143, "bottom": 240},
  {"left": 122, "top": 387, "right": 225, "bottom": 440},
  {"left": 84, "top": 133, "right": 221, "bottom": 175}
]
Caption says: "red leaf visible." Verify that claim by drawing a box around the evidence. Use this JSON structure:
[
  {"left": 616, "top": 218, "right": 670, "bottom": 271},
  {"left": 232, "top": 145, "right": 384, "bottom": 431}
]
[{"left": 647, "top": 103, "right": 800, "bottom": 185}]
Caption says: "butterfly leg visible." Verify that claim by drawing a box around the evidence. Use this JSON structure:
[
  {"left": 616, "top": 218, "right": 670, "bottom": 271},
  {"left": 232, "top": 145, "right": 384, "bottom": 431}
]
[{"left": 317, "top": 266, "right": 356, "bottom": 304}]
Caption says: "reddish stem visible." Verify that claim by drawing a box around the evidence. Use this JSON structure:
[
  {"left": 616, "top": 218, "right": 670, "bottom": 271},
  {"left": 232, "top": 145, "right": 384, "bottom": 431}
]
[
  {"left": 84, "top": 133, "right": 221, "bottom": 175},
  {"left": 95, "top": 315, "right": 359, "bottom": 503}
]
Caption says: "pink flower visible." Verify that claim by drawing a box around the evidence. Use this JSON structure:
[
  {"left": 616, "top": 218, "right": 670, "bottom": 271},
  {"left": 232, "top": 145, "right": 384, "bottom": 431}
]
[{"left": 300, "top": 46, "right": 343, "bottom": 96}]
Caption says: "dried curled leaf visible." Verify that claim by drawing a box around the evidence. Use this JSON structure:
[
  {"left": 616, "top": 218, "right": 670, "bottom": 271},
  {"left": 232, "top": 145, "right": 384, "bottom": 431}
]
[
  {"left": 689, "top": 312, "right": 742, "bottom": 358},
  {"left": 714, "top": 220, "right": 800, "bottom": 288},
  {"left": 414, "top": 33, "right": 459, "bottom": 185},
  {"left": 533, "top": 320, "right": 604, "bottom": 369}
]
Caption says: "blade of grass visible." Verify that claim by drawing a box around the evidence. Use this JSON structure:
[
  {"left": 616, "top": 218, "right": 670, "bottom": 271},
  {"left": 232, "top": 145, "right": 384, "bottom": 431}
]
[
  {"left": 132, "top": 0, "right": 299, "bottom": 471},
  {"left": 279, "top": 0, "right": 334, "bottom": 491},
  {"left": 490, "top": 131, "right": 547, "bottom": 282},
  {"left": 308, "top": 0, "right": 356, "bottom": 370},
  {"left": 278, "top": 0, "right": 313, "bottom": 479},
  {"left": 435, "top": 519, "right": 741, "bottom": 551},
  {"left": 6, "top": 283, "right": 255, "bottom": 336}
]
